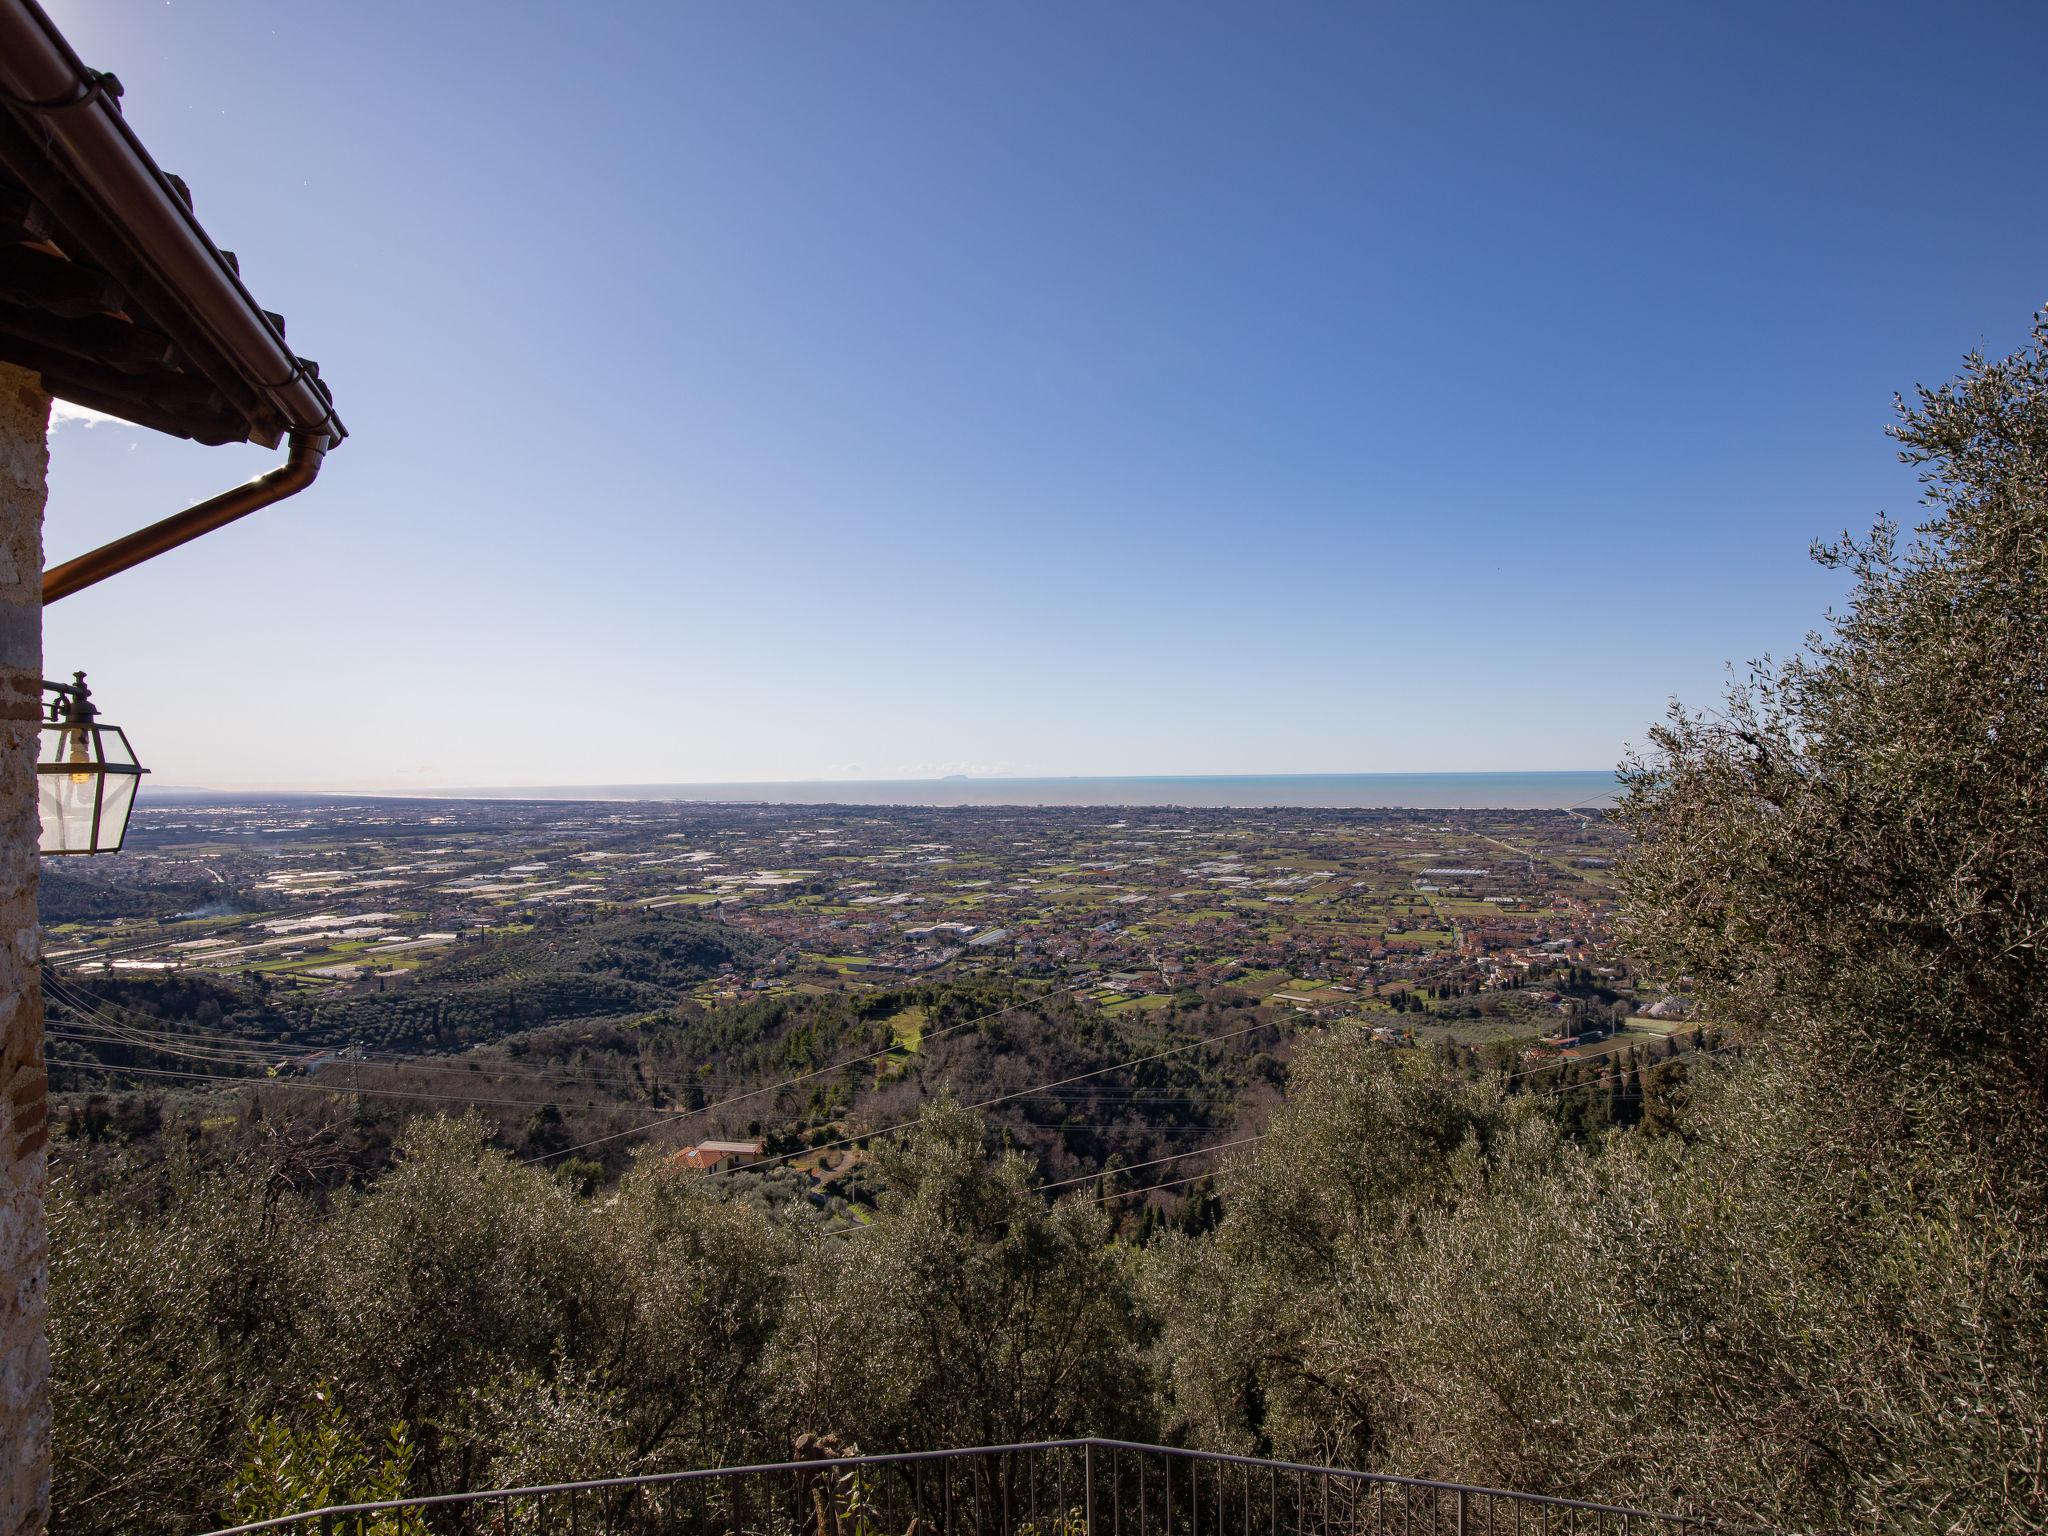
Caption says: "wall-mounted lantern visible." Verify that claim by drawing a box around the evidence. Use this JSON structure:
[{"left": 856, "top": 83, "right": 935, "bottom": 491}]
[{"left": 38, "top": 672, "right": 146, "bottom": 855}]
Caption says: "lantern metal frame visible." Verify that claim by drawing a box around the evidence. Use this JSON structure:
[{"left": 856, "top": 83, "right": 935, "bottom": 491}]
[{"left": 37, "top": 671, "right": 146, "bottom": 855}]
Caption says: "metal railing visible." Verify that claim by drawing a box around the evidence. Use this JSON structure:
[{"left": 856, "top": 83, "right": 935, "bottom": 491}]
[{"left": 198, "top": 1437, "right": 1725, "bottom": 1536}]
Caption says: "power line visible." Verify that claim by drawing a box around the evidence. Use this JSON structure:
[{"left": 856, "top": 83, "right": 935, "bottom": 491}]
[
  {"left": 49, "top": 967, "right": 1252, "bottom": 1162},
  {"left": 1009, "top": 1091, "right": 1246, "bottom": 1103},
  {"left": 818, "top": 1130, "right": 1263, "bottom": 1242},
  {"left": 1037, "top": 1045, "right": 1731, "bottom": 1201},
  {"left": 47, "top": 953, "right": 1724, "bottom": 1194},
  {"left": 46, "top": 1008, "right": 660, "bottom": 1094},
  {"left": 1517, "top": 1041, "right": 1731, "bottom": 1098},
  {"left": 714, "top": 1015, "right": 1274, "bottom": 1181},
  {"left": 46, "top": 1027, "right": 286, "bottom": 1070},
  {"left": 40, "top": 1056, "right": 684, "bottom": 1115},
  {"left": 1016, "top": 1122, "right": 1237, "bottom": 1132},
  {"left": 48, "top": 978, "right": 655, "bottom": 1089},
  {"left": 42, "top": 989, "right": 277, "bottom": 1070},
  {"left": 50, "top": 971, "right": 1057, "bottom": 1105},
  {"left": 1064, "top": 1051, "right": 1733, "bottom": 1204},
  {"left": 44, "top": 977, "right": 284, "bottom": 1050},
  {"left": 1078, "top": 1167, "right": 1217, "bottom": 1206},
  {"left": 1030, "top": 1133, "right": 1264, "bottom": 1193},
  {"left": 44, "top": 975, "right": 663, "bottom": 1093},
  {"left": 520, "top": 974, "right": 1111, "bottom": 1166},
  {"left": 832, "top": 1044, "right": 1737, "bottom": 1235},
  {"left": 41, "top": 980, "right": 691, "bottom": 1117}
]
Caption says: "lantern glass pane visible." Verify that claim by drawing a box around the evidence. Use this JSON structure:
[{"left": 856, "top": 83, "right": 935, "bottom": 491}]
[
  {"left": 38, "top": 762, "right": 101, "bottom": 854},
  {"left": 97, "top": 728, "right": 138, "bottom": 770},
  {"left": 42, "top": 723, "right": 98, "bottom": 771},
  {"left": 96, "top": 771, "right": 139, "bottom": 851}
]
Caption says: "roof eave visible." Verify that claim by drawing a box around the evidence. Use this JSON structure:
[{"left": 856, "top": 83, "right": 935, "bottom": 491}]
[{"left": 0, "top": 0, "right": 344, "bottom": 448}]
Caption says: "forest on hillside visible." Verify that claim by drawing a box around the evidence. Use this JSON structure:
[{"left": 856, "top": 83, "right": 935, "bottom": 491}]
[{"left": 46, "top": 318, "right": 2048, "bottom": 1536}]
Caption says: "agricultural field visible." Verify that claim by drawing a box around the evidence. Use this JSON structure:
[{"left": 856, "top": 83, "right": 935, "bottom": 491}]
[{"left": 38, "top": 793, "right": 1680, "bottom": 1197}]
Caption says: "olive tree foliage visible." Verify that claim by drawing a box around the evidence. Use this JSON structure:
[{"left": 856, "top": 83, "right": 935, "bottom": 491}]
[
  {"left": 305, "top": 1116, "right": 801, "bottom": 1493},
  {"left": 302, "top": 1116, "right": 614, "bottom": 1497},
  {"left": 1146, "top": 1039, "right": 1530, "bottom": 1467},
  {"left": 770, "top": 1100, "right": 1153, "bottom": 1453},
  {"left": 1373, "top": 1053, "right": 2046, "bottom": 1531},
  {"left": 1616, "top": 310, "right": 2048, "bottom": 1155},
  {"left": 1583, "top": 313, "right": 2048, "bottom": 1529},
  {"left": 51, "top": 1114, "right": 800, "bottom": 1536},
  {"left": 1156, "top": 995, "right": 2043, "bottom": 1529},
  {"left": 50, "top": 1143, "right": 314, "bottom": 1536},
  {"left": 1147, "top": 317, "right": 2048, "bottom": 1533}
]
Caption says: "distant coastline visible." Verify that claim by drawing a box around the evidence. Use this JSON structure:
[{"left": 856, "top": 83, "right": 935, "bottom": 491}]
[{"left": 149, "top": 771, "right": 1622, "bottom": 812}]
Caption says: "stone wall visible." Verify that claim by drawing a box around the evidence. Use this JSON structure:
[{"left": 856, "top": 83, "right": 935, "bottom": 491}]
[{"left": 0, "top": 362, "right": 47, "bottom": 1536}]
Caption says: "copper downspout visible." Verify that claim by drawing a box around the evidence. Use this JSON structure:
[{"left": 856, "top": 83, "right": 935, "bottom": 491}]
[{"left": 40, "top": 429, "right": 329, "bottom": 604}]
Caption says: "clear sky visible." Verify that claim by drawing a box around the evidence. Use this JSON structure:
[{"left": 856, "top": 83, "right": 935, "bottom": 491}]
[{"left": 34, "top": 0, "right": 2048, "bottom": 790}]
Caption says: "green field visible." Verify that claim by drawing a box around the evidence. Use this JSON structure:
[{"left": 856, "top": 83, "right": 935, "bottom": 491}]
[
  {"left": 1102, "top": 993, "right": 1171, "bottom": 1015},
  {"left": 884, "top": 1005, "right": 927, "bottom": 1051}
]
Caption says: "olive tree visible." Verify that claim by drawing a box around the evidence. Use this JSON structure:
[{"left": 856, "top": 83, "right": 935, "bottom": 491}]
[
  {"left": 1146, "top": 1037, "right": 1521, "bottom": 1467},
  {"left": 1149, "top": 313, "right": 2048, "bottom": 1532},
  {"left": 771, "top": 1101, "right": 1152, "bottom": 1454},
  {"left": 50, "top": 1148, "right": 315, "bottom": 1536},
  {"left": 1616, "top": 311, "right": 2048, "bottom": 1166},
  {"left": 1593, "top": 311, "right": 2048, "bottom": 1528}
]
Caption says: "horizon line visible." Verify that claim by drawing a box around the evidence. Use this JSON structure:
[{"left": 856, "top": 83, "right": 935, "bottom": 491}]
[{"left": 145, "top": 767, "right": 1621, "bottom": 798}]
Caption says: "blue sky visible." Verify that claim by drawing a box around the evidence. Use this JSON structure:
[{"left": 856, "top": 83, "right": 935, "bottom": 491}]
[{"left": 36, "top": 0, "right": 2048, "bottom": 789}]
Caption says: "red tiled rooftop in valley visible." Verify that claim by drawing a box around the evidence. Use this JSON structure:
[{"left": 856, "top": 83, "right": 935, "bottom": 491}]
[{"left": 673, "top": 1138, "right": 764, "bottom": 1170}]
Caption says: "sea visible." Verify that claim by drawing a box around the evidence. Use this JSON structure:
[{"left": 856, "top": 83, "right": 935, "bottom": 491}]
[{"left": 431, "top": 771, "right": 1622, "bottom": 811}]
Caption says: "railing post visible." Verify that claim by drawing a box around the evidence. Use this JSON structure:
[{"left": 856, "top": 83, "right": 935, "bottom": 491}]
[
  {"left": 1085, "top": 1444, "right": 1095, "bottom": 1536},
  {"left": 1454, "top": 1488, "right": 1465, "bottom": 1536}
]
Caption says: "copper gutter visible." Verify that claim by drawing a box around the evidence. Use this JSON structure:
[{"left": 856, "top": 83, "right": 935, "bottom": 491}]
[{"left": 0, "top": 0, "right": 344, "bottom": 602}]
